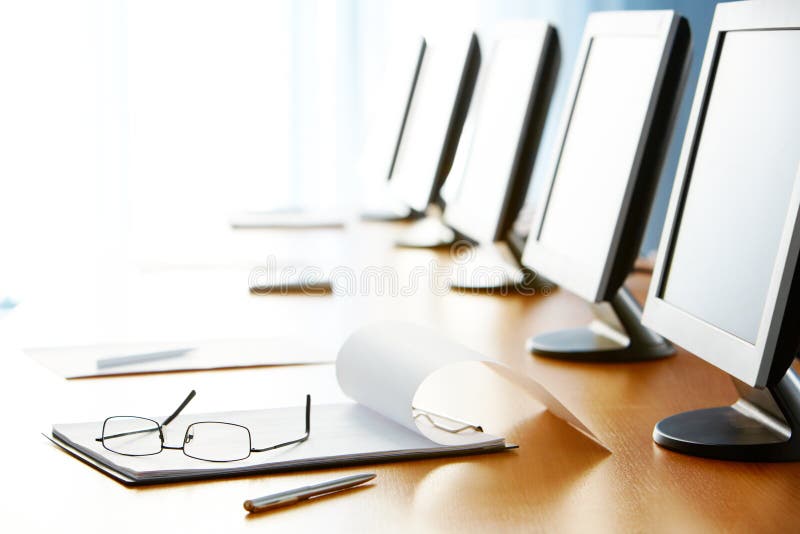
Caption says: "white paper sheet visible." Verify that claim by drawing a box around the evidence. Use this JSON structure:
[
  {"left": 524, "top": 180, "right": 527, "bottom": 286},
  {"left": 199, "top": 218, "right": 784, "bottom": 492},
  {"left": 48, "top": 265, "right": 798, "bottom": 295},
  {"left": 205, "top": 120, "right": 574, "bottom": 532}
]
[
  {"left": 29, "top": 338, "right": 335, "bottom": 378},
  {"left": 336, "top": 321, "right": 602, "bottom": 445}
]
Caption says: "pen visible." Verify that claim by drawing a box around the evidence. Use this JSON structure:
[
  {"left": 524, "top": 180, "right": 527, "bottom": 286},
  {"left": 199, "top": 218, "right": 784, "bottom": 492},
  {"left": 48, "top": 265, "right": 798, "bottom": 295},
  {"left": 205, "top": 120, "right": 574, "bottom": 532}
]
[
  {"left": 243, "top": 473, "right": 376, "bottom": 513},
  {"left": 96, "top": 348, "right": 194, "bottom": 369}
]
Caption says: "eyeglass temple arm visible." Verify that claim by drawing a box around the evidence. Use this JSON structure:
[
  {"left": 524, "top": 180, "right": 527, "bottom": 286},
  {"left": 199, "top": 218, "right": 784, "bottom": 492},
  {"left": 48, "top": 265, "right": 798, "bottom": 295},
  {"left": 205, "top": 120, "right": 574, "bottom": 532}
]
[
  {"left": 96, "top": 427, "right": 158, "bottom": 442},
  {"left": 162, "top": 390, "right": 197, "bottom": 427},
  {"left": 251, "top": 394, "right": 311, "bottom": 453}
]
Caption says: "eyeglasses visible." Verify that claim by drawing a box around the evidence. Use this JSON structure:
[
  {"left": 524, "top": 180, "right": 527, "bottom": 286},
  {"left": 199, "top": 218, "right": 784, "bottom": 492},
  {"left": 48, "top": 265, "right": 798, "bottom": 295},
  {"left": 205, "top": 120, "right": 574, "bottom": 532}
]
[{"left": 95, "top": 390, "right": 311, "bottom": 463}]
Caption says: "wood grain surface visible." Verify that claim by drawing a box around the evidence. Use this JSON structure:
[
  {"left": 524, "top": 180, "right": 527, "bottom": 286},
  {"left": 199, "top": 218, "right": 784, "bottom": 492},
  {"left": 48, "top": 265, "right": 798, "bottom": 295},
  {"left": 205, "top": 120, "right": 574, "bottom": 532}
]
[{"left": 3, "top": 221, "right": 799, "bottom": 533}]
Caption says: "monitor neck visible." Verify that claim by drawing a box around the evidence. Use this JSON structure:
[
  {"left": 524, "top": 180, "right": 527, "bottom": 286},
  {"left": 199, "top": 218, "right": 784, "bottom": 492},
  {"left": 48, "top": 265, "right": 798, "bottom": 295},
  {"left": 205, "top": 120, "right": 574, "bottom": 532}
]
[{"left": 526, "top": 285, "right": 675, "bottom": 362}]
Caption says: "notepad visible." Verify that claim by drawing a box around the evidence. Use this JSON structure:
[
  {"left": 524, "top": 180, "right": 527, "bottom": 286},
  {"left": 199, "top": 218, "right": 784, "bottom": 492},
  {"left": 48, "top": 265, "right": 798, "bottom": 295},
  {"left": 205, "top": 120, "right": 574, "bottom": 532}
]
[{"left": 48, "top": 322, "right": 604, "bottom": 485}]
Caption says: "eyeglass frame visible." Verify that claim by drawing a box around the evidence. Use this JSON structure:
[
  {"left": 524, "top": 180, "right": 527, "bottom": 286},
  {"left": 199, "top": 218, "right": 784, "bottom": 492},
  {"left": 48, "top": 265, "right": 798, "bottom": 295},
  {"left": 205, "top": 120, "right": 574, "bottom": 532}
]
[{"left": 95, "top": 390, "right": 311, "bottom": 463}]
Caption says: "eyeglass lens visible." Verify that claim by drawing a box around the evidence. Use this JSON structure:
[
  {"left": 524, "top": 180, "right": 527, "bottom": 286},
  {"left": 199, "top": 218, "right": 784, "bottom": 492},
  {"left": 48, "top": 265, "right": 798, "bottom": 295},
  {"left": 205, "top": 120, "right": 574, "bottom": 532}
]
[
  {"left": 183, "top": 422, "right": 252, "bottom": 462},
  {"left": 102, "top": 416, "right": 162, "bottom": 456}
]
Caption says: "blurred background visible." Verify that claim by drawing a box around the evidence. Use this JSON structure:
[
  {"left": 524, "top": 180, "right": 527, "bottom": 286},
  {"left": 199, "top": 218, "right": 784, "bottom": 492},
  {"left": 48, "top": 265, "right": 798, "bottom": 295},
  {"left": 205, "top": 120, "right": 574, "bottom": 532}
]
[{"left": 0, "top": 0, "right": 728, "bottom": 297}]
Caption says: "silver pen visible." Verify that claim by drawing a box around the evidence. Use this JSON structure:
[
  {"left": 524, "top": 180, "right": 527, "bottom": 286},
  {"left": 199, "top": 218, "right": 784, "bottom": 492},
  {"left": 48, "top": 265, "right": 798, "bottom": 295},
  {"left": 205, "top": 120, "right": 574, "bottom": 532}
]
[{"left": 243, "top": 473, "right": 376, "bottom": 513}]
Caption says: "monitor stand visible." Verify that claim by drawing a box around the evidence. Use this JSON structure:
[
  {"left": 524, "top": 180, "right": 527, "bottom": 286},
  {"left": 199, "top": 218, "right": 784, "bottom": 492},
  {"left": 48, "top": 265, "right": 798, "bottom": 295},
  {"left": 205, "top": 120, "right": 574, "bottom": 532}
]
[
  {"left": 527, "top": 286, "right": 675, "bottom": 361},
  {"left": 653, "top": 367, "right": 800, "bottom": 461}
]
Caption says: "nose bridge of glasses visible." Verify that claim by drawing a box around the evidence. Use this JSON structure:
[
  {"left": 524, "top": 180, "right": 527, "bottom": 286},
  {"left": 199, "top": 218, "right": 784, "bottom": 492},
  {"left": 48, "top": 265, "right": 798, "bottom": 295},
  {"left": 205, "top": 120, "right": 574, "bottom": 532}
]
[{"left": 159, "top": 425, "right": 188, "bottom": 450}]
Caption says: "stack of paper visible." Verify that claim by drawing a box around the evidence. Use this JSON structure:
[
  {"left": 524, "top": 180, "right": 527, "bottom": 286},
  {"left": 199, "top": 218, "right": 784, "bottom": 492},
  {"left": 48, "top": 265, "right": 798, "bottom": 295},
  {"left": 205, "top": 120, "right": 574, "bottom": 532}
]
[
  {"left": 52, "top": 403, "right": 505, "bottom": 485},
  {"left": 49, "top": 322, "right": 603, "bottom": 485}
]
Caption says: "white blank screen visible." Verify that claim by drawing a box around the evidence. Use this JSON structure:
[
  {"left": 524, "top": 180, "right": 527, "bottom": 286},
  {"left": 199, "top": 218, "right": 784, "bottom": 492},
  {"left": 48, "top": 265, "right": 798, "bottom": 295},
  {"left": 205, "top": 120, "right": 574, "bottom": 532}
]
[
  {"left": 390, "top": 38, "right": 468, "bottom": 211},
  {"left": 662, "top": 30, "right": 800, "bottom": 344},
  {"left": 448, "top": 37, "right": 541, "bottom": 238},
  {"left": 538, "top": 36, "right": 661, "bottom": 272}
]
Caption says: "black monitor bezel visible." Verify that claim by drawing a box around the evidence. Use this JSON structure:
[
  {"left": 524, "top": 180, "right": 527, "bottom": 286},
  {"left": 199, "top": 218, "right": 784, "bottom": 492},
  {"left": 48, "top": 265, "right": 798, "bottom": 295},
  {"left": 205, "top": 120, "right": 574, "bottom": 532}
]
[
  {"left": 521, "top": 10, "right": 690, "bottom": 303},
  {"left": 643, "top": 0, "right": 800, "bottom": 388},
  {"left": 389, "top": 32, "right": 480, "bottom": 213},
  {"left": 441, "top": 20, "right": 559, "bottom": 244}
]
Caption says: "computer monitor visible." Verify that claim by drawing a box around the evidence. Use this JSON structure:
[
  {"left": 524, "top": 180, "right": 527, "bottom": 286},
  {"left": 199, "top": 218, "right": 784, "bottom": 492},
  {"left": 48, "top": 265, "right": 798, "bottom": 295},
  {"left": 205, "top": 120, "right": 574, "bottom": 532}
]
[
  {"left": 442, "top": 20, "right": 558, "bottom": 245},
  {"left": 642, "top": 0, "right": 800, "bottom": 461},
  {"left": 359, "top": 35, "right": 426, "bottom": 221},
  {"left": 389, "top": 31, "right": 480, "bottom": 214},
  {"left": 520, "top": 10, "right": 690, "bottom": 361}
]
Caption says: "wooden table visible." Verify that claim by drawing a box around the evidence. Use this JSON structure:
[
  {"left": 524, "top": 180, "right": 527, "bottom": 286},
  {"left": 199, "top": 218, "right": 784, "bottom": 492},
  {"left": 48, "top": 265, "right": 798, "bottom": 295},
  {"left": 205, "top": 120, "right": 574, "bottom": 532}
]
[{"left": 3, "top": 221, "right": 799, "bottom": 533}]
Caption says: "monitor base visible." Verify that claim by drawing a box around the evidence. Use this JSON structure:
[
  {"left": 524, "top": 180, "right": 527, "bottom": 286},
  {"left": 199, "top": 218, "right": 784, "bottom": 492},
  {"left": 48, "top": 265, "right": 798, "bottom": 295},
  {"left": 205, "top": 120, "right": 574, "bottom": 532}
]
[
  {"left": 394, "top": 217, "right": 457, "bottom": 248},
  {"left": 527, "top": 286, "right": 675, "bottom": 361},
  {"left": 360, "top": 204, "right": 417, "bottom": 222},
  {"left": 653, "top": 368, "right": 800, "bottom": 461},
  {"left": 450, "top": 274, "right": 518, "bottom": 291},
  {"left": 448, "top": 243, "right": 555, "bottom": 294}
]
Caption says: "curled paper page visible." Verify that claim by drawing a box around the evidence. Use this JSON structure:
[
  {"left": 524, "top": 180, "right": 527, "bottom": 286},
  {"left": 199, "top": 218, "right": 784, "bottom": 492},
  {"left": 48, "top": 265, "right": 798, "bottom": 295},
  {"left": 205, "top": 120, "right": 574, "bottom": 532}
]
[{"left": 337, "top": 321, "right": 606, "bottom": 449}]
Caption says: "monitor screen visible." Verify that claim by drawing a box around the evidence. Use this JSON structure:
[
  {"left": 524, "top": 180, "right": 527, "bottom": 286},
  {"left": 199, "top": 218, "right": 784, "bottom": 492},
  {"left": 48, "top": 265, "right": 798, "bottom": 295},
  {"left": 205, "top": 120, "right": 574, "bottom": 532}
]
[
  {"left": 446, "top": 36, "right": 542, "bottom": 241},
  {"left": 537, "top": 35, "right": 662, "bottom": 273},
  {"left": 661, "top": 30, "right": 800, "bottom": 344},
  {"left": 390, "top": 36, "right": 472, "bottom": 212},
  {"left": 358, "top": 36, "right": 423, "bottom": 186}
]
